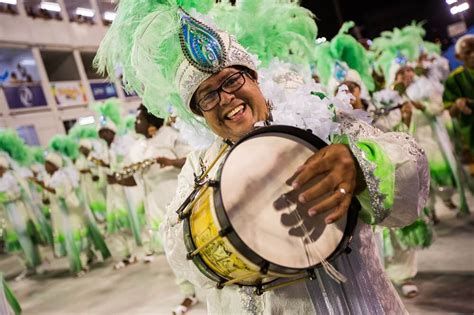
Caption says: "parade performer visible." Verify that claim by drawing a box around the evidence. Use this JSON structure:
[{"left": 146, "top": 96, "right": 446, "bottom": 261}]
[
  {"left": 372, "top": 22, "right": 469, "bottom": 215},
  {"left": 96, "top": 1, "right": 429, "bottom": 313},
  {"left": 39, "top": 136, "right": 110, "bottom": 276},
  {"left": 69, "top": 124, "right": 107, "bottom": 223},
  {"left": 314, "top": 21, "right": 375, "bottom": 98},
  {"left": 443, "top": 34, "right": 474, "bottom": 176},
  {"left": 92, "top": 99, "right": 143, "bottom": 269},
  {"left": 114, "top": 105, "right": 198, "bottom": 313},
  {"left": 0, "top": 131, "right": 42, "bottom": 277}
]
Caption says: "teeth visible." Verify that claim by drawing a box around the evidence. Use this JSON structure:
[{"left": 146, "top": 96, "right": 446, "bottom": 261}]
[{"left": 226, "top": 105, "right": 244, "bottom": 119}]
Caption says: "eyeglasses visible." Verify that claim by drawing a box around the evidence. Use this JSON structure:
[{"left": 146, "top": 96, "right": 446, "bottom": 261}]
[{"left": 196, "top": 71, "right": 247, "bottom": 112}]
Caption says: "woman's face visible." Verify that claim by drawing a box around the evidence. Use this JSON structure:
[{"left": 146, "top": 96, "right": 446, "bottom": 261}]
[
  {"left": 98, "top": 129, "right": 115, "bottom": 146},
  {"left": 396, "top": 67, "right": 415, "bottom": 87},
  {"left": 134, "top": 109, "right": 149, "bottom": 137},
  {"left": 45, "top": 161, "right": 58, "bottom": 175},
  {"left": 193, "top": 67, "right": 268, "bottom": 142}
]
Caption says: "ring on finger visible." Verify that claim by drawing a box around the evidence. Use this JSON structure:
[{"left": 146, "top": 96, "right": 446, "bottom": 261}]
[{"left": 338, "top": 187, "right": 347, "bottom": 195}]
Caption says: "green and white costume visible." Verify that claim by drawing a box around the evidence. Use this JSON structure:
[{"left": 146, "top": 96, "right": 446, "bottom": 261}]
[
  {"left": 96, "top": 1, "right": 429, "bottom": 313},
  {"left": 45, "top": 138, "right": 110, "bottom": 274},
  {"left": 75, "top": 153, "right": 106, "bottom": 223},
  {"left": 0, "top": 169, "right": 42, "bottom": 269},
  {"left": 70, "top": 125, "right": 107, "bottom": 222},
  {"left": 0, "top": 273, "right": 21, "bottom": 315},
  {"left": 96, "top": 135, "right": 144, "bottom": 254},
  {"left": 0, "top": 131, "right": 43, "bottom": 270},
  {"left": 129, "top": 126, "right": 191, "bottom": 254}
]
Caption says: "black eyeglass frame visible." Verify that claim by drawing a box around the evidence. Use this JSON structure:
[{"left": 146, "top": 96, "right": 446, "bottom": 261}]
[{"left": 195, "top": 71, "right": 249, "bottom": 112}]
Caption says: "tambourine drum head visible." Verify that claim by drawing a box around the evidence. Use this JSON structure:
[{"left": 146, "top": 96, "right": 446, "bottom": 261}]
[{"left": 220, "top": 132, "right": 347, "bottom": 270}]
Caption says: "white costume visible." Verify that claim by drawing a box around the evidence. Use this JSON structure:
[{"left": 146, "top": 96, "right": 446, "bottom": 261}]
[
  {"left": 75, "top": 153, "right": 106, "bottom": 223},
  {"left": 95, "top": 135, "right": 144, "bottom": 258},
  {"left": 162, "top": 73, "right": 429, "bottom": 313},
  {"left": 43, "top": 165, "right": 90, "bottom": 273},
  {"left": 130, "top": 126, "right": 191, "bottom": 253}
]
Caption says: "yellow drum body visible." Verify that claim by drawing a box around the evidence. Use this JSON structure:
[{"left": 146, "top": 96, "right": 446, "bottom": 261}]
[{"left": 188, "top": 187, "right": 282, "bottom": 286}]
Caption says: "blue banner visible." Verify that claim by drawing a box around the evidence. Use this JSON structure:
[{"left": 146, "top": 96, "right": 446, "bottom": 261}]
[
  {"left": 3, "top": 84, "right": 48, "bottom": 109},
  {"left": 90, "top": 82, "right": 118, "bottom": 100}
]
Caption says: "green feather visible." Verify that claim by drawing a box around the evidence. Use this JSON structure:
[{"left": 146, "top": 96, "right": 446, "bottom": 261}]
[
  {"left": 68, "top": 124, "right": 98, "bottom": 140},
  {"left": 212, "top": 0, "right": 317, "bottom": 67},
  {"left": 314, "top": 21, "right": 374, "bottom": 91},
  {"left": 395, "top": 217, "right": 433, "bottom": 248},
  {"left": 371, "top": 21, "right": 428, "bottom": 82},
  {"left": 48, "top": 135, "right": 79, "bottom": 161},
  {"left": 28, "top": 146, "right": 45, "bottom": 164},
  {"left": 0, "top": 129, "right": 31, "bottom": 166},
  {"left": 94, "top": 0, "right": 214, "bottom": 124},
  {"left": 92, "top": 98, "right": 123, "bottom": 127},
  {"left": 124, "top": 115, "right": 136, "bottom": 131}
]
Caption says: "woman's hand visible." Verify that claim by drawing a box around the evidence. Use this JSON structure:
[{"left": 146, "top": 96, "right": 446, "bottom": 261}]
[{"left": 291, "top": 144, "right": 359, "bottom": 224}]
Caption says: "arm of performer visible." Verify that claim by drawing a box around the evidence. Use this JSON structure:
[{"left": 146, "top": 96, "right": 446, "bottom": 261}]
[
  {"left": 443, "top": 75, "right": 473, "bottom": 117},
  {"left": 33, "top": 178, "right": 56, "bottom": 194},
  {"left": 156, "top": 157, "right": 187, "bottom": 169},
  {"left": 110, "top": 174, "right": 137, "bottom": 187},
  {"left": 290, "top": 115, "right": 428, "bottom": 228}
]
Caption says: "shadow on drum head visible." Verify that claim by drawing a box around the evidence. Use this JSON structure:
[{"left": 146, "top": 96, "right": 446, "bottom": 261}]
[{"left": 273, "top": 175, "right": 329, "bottom": 244}]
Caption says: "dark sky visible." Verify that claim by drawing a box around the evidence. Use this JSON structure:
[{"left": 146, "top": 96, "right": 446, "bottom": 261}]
[{"left": 300, "top": 0, "right": 473, "bottom": 49}]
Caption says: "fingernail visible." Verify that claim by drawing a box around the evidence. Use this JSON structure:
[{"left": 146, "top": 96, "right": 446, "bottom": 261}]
[
  {"left": 292, "top": 181, "right": 299, "bottom": 189},
  {"left": 309, "top": 210, "right": 317, "bottom": 217},
  {"left": 325, "top": 218, "right": 333, "bottom": 224},
  {"left": 298, "top": 194, "right": 306, "bottom": 203}
]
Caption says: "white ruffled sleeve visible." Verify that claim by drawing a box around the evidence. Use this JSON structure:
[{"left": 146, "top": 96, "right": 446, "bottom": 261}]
[
  {"left": 338, "top": 113, "right": 429, "bottom": 228},
  {"left": 160, "top": 150, "right": 217, "bottom": 289}
]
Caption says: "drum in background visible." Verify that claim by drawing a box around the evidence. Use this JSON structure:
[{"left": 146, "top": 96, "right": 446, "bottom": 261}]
[{"left": 182, "top": 125, "right": 359, "bottom": 292}]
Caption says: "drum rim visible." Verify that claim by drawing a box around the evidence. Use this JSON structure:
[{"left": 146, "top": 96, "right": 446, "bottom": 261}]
[{"left": 214, "top": 124, "right": 360, "bottom": 275}]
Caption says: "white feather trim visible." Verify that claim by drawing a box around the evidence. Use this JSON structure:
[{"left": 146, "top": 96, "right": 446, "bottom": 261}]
[{"left": 372, "top": 89, "right": 403, "bottom": 108}]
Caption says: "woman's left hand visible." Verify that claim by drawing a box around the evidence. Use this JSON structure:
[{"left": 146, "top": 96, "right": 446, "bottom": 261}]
[{"left": 291, "top": 144, "right": 359, "bottom": 224}]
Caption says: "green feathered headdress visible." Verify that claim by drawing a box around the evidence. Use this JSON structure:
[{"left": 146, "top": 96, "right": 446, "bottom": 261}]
[
  {"left": 314, "top": 21, "right": 375, "bottom": 91},
  {"left": 0, "top": 129, "right": 31, "bottom": 166},
  {"left": 68, "top": 124, "right": 98, "bottom": 140},
  {"left": 95, "top": 0, "right": 319, "bottom": 125},
  {"left": 48, "top": 135, "right": 79, "bottom": 161},
  {"left": 371, "top": 21, "right": 426, "bottom": 83},
  {"left": 92, "top": 98, "right": 123, "bottom": 131},
  {"left": 28, "top": 146, "right": 45, "bottom": 165},
  {"left": 422, "top": 41, "right": 441, "bottom": 55}
]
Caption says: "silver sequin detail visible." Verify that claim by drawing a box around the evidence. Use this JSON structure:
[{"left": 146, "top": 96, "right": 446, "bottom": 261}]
[
  {"left": 338, "top": 113, "right": 388, "bottom": 223},
  {"left": 238, "top": 287, "right": 264, "bottom": 315}
]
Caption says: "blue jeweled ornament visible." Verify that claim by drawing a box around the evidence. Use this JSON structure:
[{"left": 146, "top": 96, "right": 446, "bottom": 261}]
[
  {"left": 333, "top": 61, "right": 348, "bottom": 82},
  {"left": 99, "top": 115, "right": 108, "bottom": 127},
  {"left": 395, "top": 51, "right": 407, "bottom": 65},
  {"left": 178, "top": 8, "right": 226, "bottom": 73}
]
